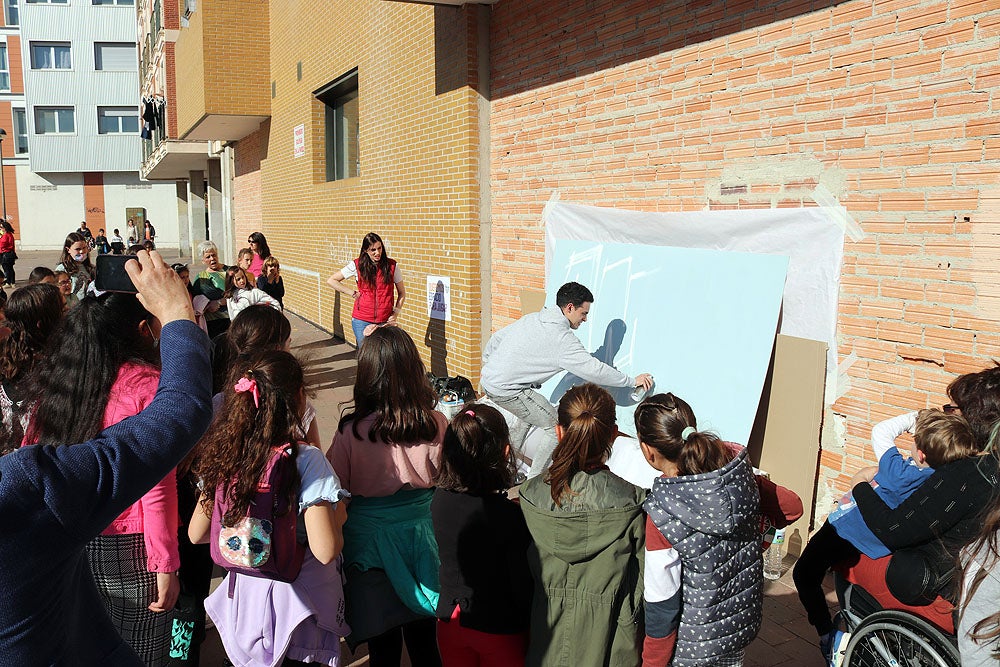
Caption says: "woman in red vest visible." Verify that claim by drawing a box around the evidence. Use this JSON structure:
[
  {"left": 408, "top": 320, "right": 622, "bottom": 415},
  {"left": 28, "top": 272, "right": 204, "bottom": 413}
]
[{"left": 327, "top": 232, "right": 406, "bottom": 349}]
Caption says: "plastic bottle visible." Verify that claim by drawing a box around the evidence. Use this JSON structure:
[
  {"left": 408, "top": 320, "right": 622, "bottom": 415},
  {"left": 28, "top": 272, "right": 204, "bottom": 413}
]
[
  {"left": 763, "top": 527, "right": 786, "bottom": 580},
  {"left": 630, "top": 376, "right": 654, "bottom": 403}
]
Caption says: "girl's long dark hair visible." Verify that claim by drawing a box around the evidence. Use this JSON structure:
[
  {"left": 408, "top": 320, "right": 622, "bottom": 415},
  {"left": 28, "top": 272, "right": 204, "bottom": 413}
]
[
  {"left": 23, "top": 293, "right": 156, "bottom": 445},
  {"left": 248, "top": 231, "right": 271, "bottom": 260},
  {"left": 356, "top": 232, "right": 393, "bottom": 288},
  {"left": 337, "top": 326, "right": 439, "bottom": 444},
  {"left": 960, "top": 493, "right": 1000, "bottom": 659},
  {"left": 59, "top": 232, "right": 95, "bottom": 277},
  {"left": 0, "top": 284, "right": 63, "bottom": 385},
  {"left": 546, "top": 383, "right": 617, "bottom": 506},
  {"left": 633, "top": 392, "right": 733, "bottom": 476},
  {"left": 435, "top": 403, "right": 515, "bottom": 494},
  {"left": 223, "top": 267, "right": 251, "bottom": 299},
  {"left": 194, "top": 350, "right": 304, "bottom": 525}
]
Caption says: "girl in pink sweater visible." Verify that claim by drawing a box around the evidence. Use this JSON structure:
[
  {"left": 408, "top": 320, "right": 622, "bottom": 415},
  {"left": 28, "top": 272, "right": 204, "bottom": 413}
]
[{"left": 23, "top": 292, "right": 179, "bottom": 666}]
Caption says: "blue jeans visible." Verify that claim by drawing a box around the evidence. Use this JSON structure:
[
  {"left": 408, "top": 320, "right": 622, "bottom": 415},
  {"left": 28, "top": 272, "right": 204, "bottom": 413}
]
[
  {"left": 352, "top": 317, "right": 372, "bottom": 349},
  {"left": 488, "top": 388, "right": 558, "bottom": 479}
]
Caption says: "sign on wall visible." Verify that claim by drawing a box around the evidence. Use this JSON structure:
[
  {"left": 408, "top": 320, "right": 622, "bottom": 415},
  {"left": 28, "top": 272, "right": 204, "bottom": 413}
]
[
  {"left": 293, "top": 124, "right": 305, "bottom": 158},
  {"left": 427, "top": 276, "right": 451, "bottom": 321}
]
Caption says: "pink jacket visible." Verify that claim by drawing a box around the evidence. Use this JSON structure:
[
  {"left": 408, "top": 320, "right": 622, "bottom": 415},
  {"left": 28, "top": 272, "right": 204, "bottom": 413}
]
[{"left": 99, "top": 362, "right": 180, "bottom": 572}]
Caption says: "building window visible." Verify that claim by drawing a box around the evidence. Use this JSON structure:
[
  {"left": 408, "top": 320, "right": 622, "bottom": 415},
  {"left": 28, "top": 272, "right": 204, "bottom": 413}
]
[
  {"left": 315, "top": 69, "right": 359, "bottom": 182},
  {"left": 12, "top": 108, "right": 27, "bottom": 153},
  {"left": 0, "top": 43, "right": 9, "bottom": 91},
  {"left": 97, "top": 106, "right": 138, "bottom": 134},
  {"left": 4, "top": 0, "right": 18, "bottom": 26},
  {"left": 94, "top": 42, "right": 136, "bottom": 70},
  {"left": 24, "top": 0, "right": 68, "bottom": 4},
  {"left": 30, "top": 42, "right": 71, "bottom": 69},
  {"left": 93, "top": 0, "right": 133, "bottom": 4},
  {"left": 34, "top": 106, "right": 74, "bottom": 134}
]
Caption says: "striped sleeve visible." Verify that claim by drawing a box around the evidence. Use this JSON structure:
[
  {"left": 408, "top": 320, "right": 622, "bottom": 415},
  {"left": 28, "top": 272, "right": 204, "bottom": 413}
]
[{"left": 643, "top": 514, "right": 681, "bottom": 666}]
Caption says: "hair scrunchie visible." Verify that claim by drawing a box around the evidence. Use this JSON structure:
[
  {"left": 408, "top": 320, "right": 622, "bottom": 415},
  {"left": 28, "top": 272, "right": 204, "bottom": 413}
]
[{"left": 681, "top": 426, "right": 696, "bottom": 442}]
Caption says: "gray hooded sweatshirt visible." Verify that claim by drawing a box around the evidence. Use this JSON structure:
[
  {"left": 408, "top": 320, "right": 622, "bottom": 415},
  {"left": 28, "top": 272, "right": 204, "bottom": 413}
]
[
  {"left": 481, "top": 306, "right": 634, "bottom": 397},
  {"left": 644, "top": 448, "right": 763, "bottom": 666}
]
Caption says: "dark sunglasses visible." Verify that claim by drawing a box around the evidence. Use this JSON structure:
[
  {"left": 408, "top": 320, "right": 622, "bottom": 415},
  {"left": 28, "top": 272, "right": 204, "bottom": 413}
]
[{"left": 942, "top": 404, "right": 960, "bottom": 414}]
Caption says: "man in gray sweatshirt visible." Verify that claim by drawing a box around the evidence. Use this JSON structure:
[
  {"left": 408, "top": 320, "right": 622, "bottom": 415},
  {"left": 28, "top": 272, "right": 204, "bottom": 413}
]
[{"left": 481, "top": 281, "right": 653, "bottom": 477}]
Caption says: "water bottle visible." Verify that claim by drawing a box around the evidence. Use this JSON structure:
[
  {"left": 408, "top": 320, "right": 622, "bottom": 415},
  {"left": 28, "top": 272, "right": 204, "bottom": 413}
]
[{"left": 763, "top": 527, "right": 786, "bottom": 580}]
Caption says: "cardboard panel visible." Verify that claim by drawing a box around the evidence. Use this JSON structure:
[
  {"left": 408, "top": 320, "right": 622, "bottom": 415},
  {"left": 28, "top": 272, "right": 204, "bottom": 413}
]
[
  {"left": 519, "top": 288, "right": 547, "bottom": 316},
  {"left": 752, "top": 334, "right": 828, "bottom": 557}
]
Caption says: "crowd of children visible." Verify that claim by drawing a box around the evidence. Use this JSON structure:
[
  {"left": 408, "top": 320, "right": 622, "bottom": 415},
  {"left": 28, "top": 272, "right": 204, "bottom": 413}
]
[{"left": 0, "top": 233, "right": 999, "bottom": 667}]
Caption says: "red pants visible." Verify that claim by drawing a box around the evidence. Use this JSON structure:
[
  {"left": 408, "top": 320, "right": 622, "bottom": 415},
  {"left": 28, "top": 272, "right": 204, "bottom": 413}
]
[{"left": 436, "top": 619, "right": 528, "bottom": 667}]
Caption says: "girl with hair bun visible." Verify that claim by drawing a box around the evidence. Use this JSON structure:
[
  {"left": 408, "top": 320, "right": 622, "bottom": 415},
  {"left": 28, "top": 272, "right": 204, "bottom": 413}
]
[
  {"left": 518, "top": 383, "right": 645, "bottom": 667},
  {"left": 635, "top": 392, "right": 763, "bottom": 667}
]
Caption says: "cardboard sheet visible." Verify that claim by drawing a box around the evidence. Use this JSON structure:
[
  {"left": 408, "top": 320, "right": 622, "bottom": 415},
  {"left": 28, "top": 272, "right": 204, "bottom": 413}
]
[{"left": 540, "top": 239, "right": 788, "bottom": 444}]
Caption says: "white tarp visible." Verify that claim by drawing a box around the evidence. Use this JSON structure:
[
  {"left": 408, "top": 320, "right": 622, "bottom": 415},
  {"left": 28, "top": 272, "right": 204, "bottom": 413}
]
[{"left": 543, "top": 201, "right": 847, "bottom": 387}]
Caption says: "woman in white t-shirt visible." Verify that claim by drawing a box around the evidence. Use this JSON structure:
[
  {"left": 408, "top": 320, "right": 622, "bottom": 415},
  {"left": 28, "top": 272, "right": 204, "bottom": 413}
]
[{"left": 325, "top": 232, "right": 405, "bottom": 349}]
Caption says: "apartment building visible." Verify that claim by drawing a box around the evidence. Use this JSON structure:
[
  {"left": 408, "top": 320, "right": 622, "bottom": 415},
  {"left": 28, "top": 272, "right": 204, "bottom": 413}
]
[
  {"left": 0, "top": 0, "right": 181, "bottom": 251},
  {"left": 171, "top": 0, "right": 1000, "bottom": 523},
  {"left": 137, "top": 0, "right": 226, "bottom": 260}
]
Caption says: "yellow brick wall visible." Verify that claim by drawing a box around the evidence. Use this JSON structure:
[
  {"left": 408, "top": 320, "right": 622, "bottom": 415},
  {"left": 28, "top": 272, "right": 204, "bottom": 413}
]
[
  {"left": 173, "top": 2, "right": 206, "bottom": 136},
  {"left": 175, "top": 0, "right": 270, "bottom": 137},
  {"left": 257, "top": 1, "right": 487, "bottom": 381}
]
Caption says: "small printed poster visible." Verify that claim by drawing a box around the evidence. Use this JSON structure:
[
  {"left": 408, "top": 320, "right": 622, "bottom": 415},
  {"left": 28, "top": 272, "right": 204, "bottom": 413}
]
[
  {"left": 293, "top": 124, "right": 305, "bottom": 157},
  {"left": 427, "top": 276, "right": 451, "bottom": 321}
]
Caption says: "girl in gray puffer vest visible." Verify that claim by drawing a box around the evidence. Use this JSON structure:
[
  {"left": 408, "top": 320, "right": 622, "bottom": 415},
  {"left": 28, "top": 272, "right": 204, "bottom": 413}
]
[{"left": 635, "top": 393, "right": 763, "bottom": 667}]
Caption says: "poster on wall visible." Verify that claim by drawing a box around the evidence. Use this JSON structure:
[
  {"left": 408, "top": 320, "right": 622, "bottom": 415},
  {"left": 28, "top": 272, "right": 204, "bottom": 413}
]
[
  {"left": 293, "top": 124, "right": 305, "bottom": 158},
  {"left": 427, "top": 276, "right": 451, "bottom": 321}
]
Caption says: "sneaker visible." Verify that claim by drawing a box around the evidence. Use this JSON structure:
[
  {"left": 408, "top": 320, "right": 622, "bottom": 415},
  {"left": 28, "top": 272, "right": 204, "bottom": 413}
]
[{"left": 820, "top": 629, "right": 850, "bottom": 667}]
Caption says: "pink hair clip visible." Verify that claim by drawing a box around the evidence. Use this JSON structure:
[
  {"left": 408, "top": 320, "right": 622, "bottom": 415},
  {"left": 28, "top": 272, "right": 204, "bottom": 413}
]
[
  {"left": 234, "top": 377, "right": 260, "bottom": 409},
  {"left": 465, "top": 409, "right": 476, "bottom": 417}
]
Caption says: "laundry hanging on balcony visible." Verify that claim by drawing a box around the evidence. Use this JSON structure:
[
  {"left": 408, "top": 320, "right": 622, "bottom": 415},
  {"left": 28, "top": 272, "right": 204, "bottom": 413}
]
[{"left": 140, "top": 96, "right": 165, "bottom": 140}]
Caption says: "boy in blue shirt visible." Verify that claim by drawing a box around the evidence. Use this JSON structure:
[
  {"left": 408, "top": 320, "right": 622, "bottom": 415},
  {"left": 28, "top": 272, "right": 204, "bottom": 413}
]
[{"left": 793, "top": 409, "right": 976, "bottom": 666}]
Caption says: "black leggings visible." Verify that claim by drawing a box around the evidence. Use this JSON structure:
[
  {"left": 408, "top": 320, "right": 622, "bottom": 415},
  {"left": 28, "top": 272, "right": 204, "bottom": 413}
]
[
  {"left": 0, "top": 256, "right": 14, "bottom": 286},
  {"left": 792, "top": 521, "right": 861, "bottom": 636},
  {"left": 367, "top": 618, "right": 441, "bottom": 667}
]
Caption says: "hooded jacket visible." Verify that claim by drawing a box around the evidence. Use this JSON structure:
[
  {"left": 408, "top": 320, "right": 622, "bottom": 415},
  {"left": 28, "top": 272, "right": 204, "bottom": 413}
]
[
  {"left": 481, "top": 306, "right": 635, "bottom": 398},
  {"left": 644, "top": 448, "right": 763, "bottom": 666},
  {"left": 519, "top": 468, "right": 645, "bottom": 667}
]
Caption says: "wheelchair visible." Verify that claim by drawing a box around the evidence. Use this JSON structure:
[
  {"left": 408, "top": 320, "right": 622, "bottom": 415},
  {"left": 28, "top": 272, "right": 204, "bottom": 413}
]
[{"left": 833, "top": 555, "right": 960, "bottom": 667}]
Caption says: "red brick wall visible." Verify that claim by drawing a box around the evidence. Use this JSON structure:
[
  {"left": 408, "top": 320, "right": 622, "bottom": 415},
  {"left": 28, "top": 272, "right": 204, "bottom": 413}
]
[
  {"left": 489, "top": 0, "right": 1000, "bottom": 510},
  {"left": 233, "top": 119, "right": 269, "bottom": 252}
]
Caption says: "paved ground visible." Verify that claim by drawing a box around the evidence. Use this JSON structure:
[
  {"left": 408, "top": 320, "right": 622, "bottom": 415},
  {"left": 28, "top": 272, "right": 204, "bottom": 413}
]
[{"left": 13, "top": 248, "right": 835, "bottom": 666}]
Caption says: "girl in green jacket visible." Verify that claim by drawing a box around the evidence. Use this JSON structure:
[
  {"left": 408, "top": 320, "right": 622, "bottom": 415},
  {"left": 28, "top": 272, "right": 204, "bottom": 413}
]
[{"left": 519, "top": 383, "right": 645, "bottom": 667}]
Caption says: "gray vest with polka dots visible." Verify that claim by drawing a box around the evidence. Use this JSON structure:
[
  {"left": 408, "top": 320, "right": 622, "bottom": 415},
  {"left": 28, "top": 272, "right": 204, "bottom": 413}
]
[{"left": 644, "top": 447, "right": 763, "bottom": 666}]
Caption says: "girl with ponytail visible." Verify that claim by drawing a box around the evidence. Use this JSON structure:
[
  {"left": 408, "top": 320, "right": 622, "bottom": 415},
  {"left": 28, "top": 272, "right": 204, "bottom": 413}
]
[
  {"left": 518, "top": 383, "right": 645, "bottom": 666},
  {"left": 635, "top": 392, "right": 763, "bottom": 667}
]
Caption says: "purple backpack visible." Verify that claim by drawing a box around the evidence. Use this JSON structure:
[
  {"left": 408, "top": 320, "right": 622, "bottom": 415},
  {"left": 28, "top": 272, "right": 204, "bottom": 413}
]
[{"left": 210, "top": 444, "right": 305, "bottom": 584}]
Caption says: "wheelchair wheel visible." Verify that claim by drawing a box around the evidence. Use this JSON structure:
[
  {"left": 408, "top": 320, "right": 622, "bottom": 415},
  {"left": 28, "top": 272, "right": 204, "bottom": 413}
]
[{"left": 842, "top": 610, "right": 960, "bottom": 667}]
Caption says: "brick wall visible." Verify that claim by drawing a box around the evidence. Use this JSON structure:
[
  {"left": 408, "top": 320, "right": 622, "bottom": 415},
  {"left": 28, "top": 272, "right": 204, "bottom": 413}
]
[
  {"left": 490, "top": 0, "right": 1000, "bottom": 512},
  {"left": 174, "top": 0, "right": 270, "bottom": 137},
  {"left": 233, "top": 119, "right": 268, "bottom": 245},
  {"left": 256, "top": 1, "right": 488, "bottom": 379}
]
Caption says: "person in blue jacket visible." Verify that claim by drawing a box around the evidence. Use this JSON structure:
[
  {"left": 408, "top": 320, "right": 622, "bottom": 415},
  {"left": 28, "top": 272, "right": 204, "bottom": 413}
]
[{"left": 0, "top": 250, "right": 214, "bottom": 666}]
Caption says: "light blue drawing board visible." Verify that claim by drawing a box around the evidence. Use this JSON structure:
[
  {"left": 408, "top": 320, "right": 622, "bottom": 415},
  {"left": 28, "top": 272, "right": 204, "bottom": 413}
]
[{"left": 541, "top": 239, "right": 789, "bottom": 444}]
